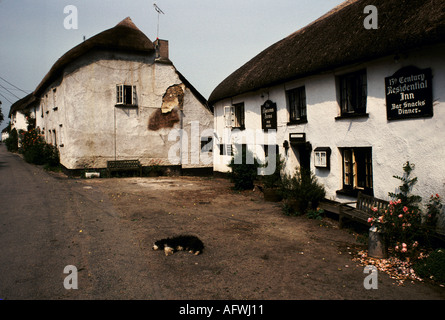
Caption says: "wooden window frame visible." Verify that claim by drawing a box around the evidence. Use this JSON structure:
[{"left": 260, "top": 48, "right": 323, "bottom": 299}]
[
  {"left": 337, "top": 70, "right": 368, "bottom": 119},
  {"left": 286, "top": 86, "right": 307, "bottom": 124},
  {"left": 116, "top": 84, "right": 137, "bottom": 106},
  {"left": 338, "top": 147, "right": 373, "bottom": 196}
]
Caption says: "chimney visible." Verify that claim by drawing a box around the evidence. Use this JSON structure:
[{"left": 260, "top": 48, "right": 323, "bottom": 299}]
[{"left": 154, "top": 39, "right": 169, "bottom": 61}]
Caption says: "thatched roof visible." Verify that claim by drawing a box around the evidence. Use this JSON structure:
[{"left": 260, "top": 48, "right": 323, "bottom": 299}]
[
  {"left": 9, "top": 17, "right": 211, "bottom": 115},
  {"left": 208, "top": 0, "right": 445, "bottom": 105},
  {"left": 8, "top": 93, "right": 39, "bottom": 117},
  {"left": 34, "top": 17, "right": 155, "bottom": 96}
]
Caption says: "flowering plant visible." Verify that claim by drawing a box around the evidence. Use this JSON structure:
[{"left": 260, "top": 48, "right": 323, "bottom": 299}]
[{"left": 368, "top": 198, "right": 422, "bottom": 259}]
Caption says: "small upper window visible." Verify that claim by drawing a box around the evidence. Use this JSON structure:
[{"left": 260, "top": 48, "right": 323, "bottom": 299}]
[
  {"left": 224, "top": 102, "right": 245, "bottom": 129},
  {"left": 116, "top": 85, "right": 137, "bottom": 106},
  {"left": 286, "top": 86, "right": 307, "bottom": 123},
  {"left": 338, "top": 70, "right": 367, "bottom": 116}
]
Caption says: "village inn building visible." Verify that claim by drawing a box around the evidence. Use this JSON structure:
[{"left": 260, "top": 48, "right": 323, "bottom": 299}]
[
  {"left": 209, "top": 0, "right": 445, "bottom": 207},
  {"left": 9, "top": 17, "right": 213, "bottom": 173}
]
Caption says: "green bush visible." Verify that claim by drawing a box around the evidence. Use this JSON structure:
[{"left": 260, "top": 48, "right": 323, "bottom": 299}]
[
  {"left": 19, "top": 127, "right": 60, "bottom": 168},
  {"left": 228, "top": 146, "right": 260, "bottom": 190},
  {"left": 413, "top": 249, "right": 445, "bottom": 284},
  {"left": 281, "top": 168, "right": 326, "bottom": 215},
  {"left": 5, "top": 128, "right": 18, "bottom": 152},
  {"left": 260, "top": 153, "right": 285, "bottom": 188}
]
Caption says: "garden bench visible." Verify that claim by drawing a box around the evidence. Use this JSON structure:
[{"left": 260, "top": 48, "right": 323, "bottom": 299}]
[
  {"left": 107, "top": 160, "right": 142, "bottom": 177},
  {"left": 338, "top": 192, "right": 389, "bottom": 228}
]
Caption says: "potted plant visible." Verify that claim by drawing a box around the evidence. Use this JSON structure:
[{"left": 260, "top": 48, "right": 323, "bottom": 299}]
[{"left": 261, "top": 154, "right": 285, "bottom": 202}]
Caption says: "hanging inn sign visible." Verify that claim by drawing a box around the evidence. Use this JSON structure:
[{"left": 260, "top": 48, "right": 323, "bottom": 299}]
[
  {"left": 261, "top": 100, "right": 277, "bottom": 131},
  {"left": 385, "top": 66, "right": 433, "bottom": 120}
]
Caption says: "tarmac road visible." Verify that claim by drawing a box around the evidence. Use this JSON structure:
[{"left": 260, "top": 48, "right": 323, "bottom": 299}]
[{"left": 0, "top": 144, "right": 163, "bottom": 299}]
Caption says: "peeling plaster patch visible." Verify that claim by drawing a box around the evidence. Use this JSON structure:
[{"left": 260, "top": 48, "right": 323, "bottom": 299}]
[
  {"left": 161, "top": 84, "right": 185, "bottom": 113},
  {"left": 148, "top": 108, "right": 180, "bottom": 131}
]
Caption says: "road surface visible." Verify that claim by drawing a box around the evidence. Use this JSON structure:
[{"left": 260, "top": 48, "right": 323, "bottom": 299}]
[{"left": 0, "top": 144, "right": 162, "bottom": 299}]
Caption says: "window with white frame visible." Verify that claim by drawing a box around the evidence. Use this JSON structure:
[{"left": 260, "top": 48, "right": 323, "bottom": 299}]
[
  {"left": 314, "top": 147, "right": 331, "bottom": 169},
  {"left": 116, "top": 84, "right": 137, "bottom": 106},
  {"left": 224, "top": 103, "right": 245, "bottom": 129}
]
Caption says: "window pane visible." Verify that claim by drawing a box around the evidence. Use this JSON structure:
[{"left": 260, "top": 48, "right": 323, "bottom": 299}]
[
  {"left": 116, "top": 85, "right": 123, "bottom": 104},
  {"left": 233, "top": 103, "right": 244, "bottom": 128},
  {"left": 339, "top": 70, "right": 367, "bottom": 114},
  {"left": 124, "top": 85, "right": 133, "bottom": 105},
  {"left": 132, "top": 86, "right": 137, "bottom": 105},
  {"left": 343, "top": 149, "right": 352, "bottom": 186}
]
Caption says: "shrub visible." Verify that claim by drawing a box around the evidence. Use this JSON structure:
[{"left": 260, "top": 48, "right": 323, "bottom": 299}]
[
  {"left": 18, "top": 127, "right": 60, "bottom": 168},
  {"left": 425, "top": 194, "right": 443, "bottom": 231},
  {"left": 281, "top": 168, "right": 326, "bottom": 215},
  {"left": 369, "top": 199, "right": 422, "bottom": 259},
  {"left": 228, "top": 146, "right": 260, "bottom": 190},
  {"left": 260, "top": 153, "right": 285, "bottom": 188},
  {"left": 43, "top": 143, "right": 60, "bottom": 168},
  {"left": 306, "top": 208, "right": 324, "bottom": 220},
  {"left": 388, "top": 161, "right": 422, "bottom": 213},
  {"left": 413, "top": 248, "right": 445, "bottom": 284},
  {"left": 5, "top": 128, "right": 18, "bottom": 152},
  {"left": 369, "top": 162, "right": 438, "bottom": 260}
]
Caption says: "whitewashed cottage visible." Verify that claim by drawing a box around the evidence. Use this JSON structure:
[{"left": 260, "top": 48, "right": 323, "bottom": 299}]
[
  {"left": 209, "top": 0, "right": 445, "bottom": 208},
  {"left": 10, "top": 17, "right": 213, "bottom": 173}
]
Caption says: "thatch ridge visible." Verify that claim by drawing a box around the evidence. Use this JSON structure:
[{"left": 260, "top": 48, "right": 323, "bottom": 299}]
[
  {"left": 8, "top": 93, "right": 39, "bottom": 117},
  {"left": 208, "top": 0, "right": 445, "bottom": 105},
  {"left": 34, "top": 17, "right": 155, "bottom": 96}
]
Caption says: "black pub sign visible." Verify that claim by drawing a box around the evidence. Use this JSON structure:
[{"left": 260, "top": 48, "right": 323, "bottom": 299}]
[
  {"left": 261, "top": 100, "right": 277, "bottom": 130},
  {"left": 385, "top": 66, "right": 433, "bottom": 120}
]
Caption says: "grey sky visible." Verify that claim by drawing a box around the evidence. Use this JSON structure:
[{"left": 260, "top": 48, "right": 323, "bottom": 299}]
[{"left": 0, "top": 0, "right": 344, "bottom": 132}]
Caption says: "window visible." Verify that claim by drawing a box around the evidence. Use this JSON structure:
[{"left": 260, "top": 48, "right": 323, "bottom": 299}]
[
  {"left": 286, "top": 86, "right": 307, "bottom": 123},
  {"left": 201, "top": 137, "right": 213, "bottom": 153},
  {"left": 52, "top": 88, "right": 58, "bottom": 111},
  {"left": 338, "top": 70, "right": 367, "bottom": 116},
  {"left": 224, "top": 103, "right": 245, "bottom": 129},
  {"left": 314, "top": 147, "right": 331, "bottom": 169},
  {"left": 116, "top": 84, "right": 137, "bottom": 106},
  {"left": 262, "top": 144, "right": 279, "bottom": 158},
  {"left": 219, "top": 144, "right": 232, "bottom": 156},
  {"left": 340, "top": 147, "right": 373, "bottom": 196}
]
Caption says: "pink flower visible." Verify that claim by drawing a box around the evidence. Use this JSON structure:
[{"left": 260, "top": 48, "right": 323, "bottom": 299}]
[
  {"left": 371, "top": 207, "right": 378, "bottom": 212},
  {"left": 403, "top": 206, "right": 408, "bottom": 213},
  {"left": 367, "top": 217, "right": 373, "bottom": 223},
  {"left": 398, "top": 214, "right": 403, "bottom": 218}
]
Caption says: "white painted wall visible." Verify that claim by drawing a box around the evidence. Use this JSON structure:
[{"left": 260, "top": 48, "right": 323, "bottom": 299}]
[
  {"left": 213, "top": 44, "right": 445, "bottom": 208},
  {"left": 37, "top": 50, "right": 213, "bottom": 170}
]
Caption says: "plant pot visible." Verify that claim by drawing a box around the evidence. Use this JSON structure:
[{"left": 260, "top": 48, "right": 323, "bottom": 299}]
[
  {"left": 368, "top": 226, "right": 388, "bottom": 258},
  {"left": 263, "top": 188, "right": 283, "bottom": 202}
]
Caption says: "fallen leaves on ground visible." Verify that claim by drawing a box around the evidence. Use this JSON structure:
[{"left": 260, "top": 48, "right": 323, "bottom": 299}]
[{"left": 352, "top": 250, "right": 424, "bottom": 285}]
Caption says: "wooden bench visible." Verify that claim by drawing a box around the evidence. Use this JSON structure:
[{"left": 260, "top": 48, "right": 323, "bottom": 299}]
[
  {"left": 338, "top": 192, "right": 389, "bottom": 228},
  {"left": 107, "top": 160, "right": 142, "bottom": 177}
]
